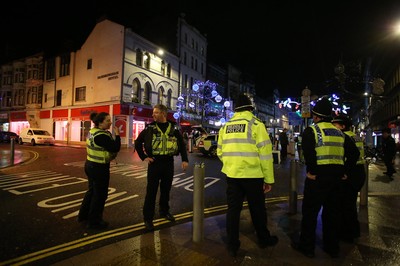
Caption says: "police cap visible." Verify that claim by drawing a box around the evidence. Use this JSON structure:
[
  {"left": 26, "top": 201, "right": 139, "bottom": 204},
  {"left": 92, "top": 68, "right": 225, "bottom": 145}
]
[{"left": 312, "top": 98, "right": 332, "bottom": 118}]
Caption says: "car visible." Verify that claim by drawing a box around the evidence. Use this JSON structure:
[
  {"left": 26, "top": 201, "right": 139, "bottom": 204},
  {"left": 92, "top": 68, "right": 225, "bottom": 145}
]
[
  {"left": 197, "top": 134, "right": 219, "bottom": 157},
  {"left": 0, "top": 131, "right": 19, "bottom": 143},
  {"left": 19, "top": 128, "right": 55, "bottom": 146}
]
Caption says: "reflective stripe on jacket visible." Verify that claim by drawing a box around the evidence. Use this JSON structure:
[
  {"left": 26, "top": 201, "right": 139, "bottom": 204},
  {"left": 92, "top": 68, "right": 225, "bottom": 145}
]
[
  {"left": 311, "top": 122, "right": 345, "bottom": 165},
  {"left": 217, "top": 111, "right": 274, "bottom": 184},
  {"left": 151, "top": 123, "right": 179, "bottom": 156},
  {"left": 345, "top": 130, "right": 365, "bottom": 165},
  {"left": 86, "top": 128, "right": 116, "bottom": 164}
]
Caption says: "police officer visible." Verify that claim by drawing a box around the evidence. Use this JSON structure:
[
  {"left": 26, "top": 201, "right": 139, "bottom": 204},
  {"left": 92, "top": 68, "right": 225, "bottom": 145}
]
[
  {"left": 332, "top": 114, "right": 366, "bottom": 243},
  {"left": 135, "top": 104, "right": 188, "bottom": 231},
  {"left": 78, "top": 112, "right": 121, "bottom": 230},
  {"left": 291, "top": 98, "right": 359, "bottom": 258},
  {"left": 217, "top": 94, "right": 278, "bottom": 257}
]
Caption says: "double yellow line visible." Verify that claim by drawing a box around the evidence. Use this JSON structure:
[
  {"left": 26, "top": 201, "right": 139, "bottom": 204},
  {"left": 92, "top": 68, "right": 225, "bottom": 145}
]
[{"left": 0, "top": 196, "right": 302, "bottom": 265}]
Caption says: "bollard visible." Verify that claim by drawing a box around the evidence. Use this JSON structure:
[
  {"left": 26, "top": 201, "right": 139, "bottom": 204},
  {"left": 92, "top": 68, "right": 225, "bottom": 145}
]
[
  {"left": 289, "top": 159, "right": 297, "bottom": 214},
  {"left": 193, "top": 162, "right": 205, "bottom": 243},
  {"left": 188, "top": 137, "right": 193, "bottom": 153},
  {"left": 359, "top": 162, "right": 369, "bottom": 206},
  {"left": 10, "top": 138, "right": 15, "bottom": 166}
]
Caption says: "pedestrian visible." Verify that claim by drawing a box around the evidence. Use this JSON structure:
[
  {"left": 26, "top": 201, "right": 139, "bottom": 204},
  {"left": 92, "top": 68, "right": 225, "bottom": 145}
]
[
  {"left": 78, "top": 112, "right": 121, "bottom": 230},
  {"left": 382, "top": 127, "right": 397, "bottom": 179},
  {"left": 279, "top": 128, "right": 289, "bottom": 161},
  {"left": 217, "top": 94, "right": 278, "bottom": 257},
  {"left": 332, "top": 114, "right": 366, "bottom": 243},
  {"left": 295, "top": 134, "right": 304, "bottom": 163},
  {"left": 291, "top": 98, "right": 359, "bottom": 258},
  {"left": 135, "top": 104, "right": 189, "bottom": 231}
]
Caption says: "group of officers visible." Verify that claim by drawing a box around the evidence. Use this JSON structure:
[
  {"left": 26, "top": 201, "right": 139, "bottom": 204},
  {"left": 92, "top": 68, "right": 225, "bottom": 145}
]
[
  {"left": 80, "top": 94, "right": 368, "bottom": 260},
  {"left": 291, "top": 97, "right": 366, "bottom": 258}
]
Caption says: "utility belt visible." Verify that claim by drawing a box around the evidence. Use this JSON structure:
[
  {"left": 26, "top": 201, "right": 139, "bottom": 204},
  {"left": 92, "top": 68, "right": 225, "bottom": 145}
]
[{"left": 153, "top": 155, "right": 174, "bottom": 161}]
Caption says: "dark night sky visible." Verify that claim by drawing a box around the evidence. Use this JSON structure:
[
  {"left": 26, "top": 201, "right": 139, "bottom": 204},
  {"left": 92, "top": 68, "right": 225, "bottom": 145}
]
[{"left": 2, "top": 0, "right": 400, "bottom": 99}]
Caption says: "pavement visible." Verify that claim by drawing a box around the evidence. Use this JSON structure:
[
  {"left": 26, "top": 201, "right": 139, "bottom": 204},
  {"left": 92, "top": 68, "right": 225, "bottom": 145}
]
[{"left": 1, "top": 145, "right": 400, "bottom": 265}]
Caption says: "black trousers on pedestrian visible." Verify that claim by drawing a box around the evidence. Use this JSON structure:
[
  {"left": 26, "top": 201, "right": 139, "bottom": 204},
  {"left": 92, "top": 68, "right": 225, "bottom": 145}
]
[
  {"left": 299, "top": 175, "right": 341, "bottom": 253},
  {"left": 143, "top": 158, "right": 174, "bottom": 221},
  {"left": 384, "top": 157, "right": 396, "bottom": 175},
  {"left": 281, "top": 145, "right": 288, "bottom": 160},
  {"left": 339, "top": 180, "right": 360, "bottom": 239},
  {"left": 79, "top": 160, "right": 110, "bottom": 224},
  {"left": 226, "top": 177, "right": 272, "bottom": 250}
]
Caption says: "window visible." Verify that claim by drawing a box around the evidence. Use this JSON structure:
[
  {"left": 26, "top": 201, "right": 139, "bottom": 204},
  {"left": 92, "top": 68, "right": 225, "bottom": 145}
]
[
  {"left": 46, "top": 58, "right": 55, "bottom": 80},
  {"left": 161, "top": 60, "right": 166, "bottom": 75},
  {"left": 144, "top": 52, "right": 150, "bottom": 69},
  {"left": 44, "top": 93, "right": 47, "bottom": 103},
  {"left": 167, "top": 89, "right": 172, "bottom": 108},
  {"left": 56, "top": 90, "right": 62, "bottom": 106},
  {"left": 158, "top": 87, "right": 165, "bottom": 104},
  {"left": 59, "top": 54, "right": 70, "bottom": 77},
  {"left": 26, "top": 86, "right": 42, "bottom": 105},
  {"left": 144, "top": 82, "right": 152, "bottom": 104},
  {"left": 167, "top": 64, "right": 171, "bottom": 78},
  {"left": 18, "top": 89, "right": 24, "bottom": 105},
  {"left": 195, "top": 58, "right": 198, "bottom": 71},
  {"left": 183, "top": 52, "right": 187, "bottom": 65},
  {"left": 14, "top": 68, "right": 25, "bottom": 83},
  {"left": 136, "top": 49, "right": 143, "bottom": 66},
  {"left": 191, "top": 56, "right": 194, "bottom": 69},
  {"left": 75, "top": 86, "right": 86, "bottom": 101},
  {"left": 5, "top": 91, "right": 11, "bottom": 107},
  {"left": 87, "top": 59, "right": 92, "bottom": 69},
  {"left": 132, "top": 78, "right": 141, "bottom": 103}
]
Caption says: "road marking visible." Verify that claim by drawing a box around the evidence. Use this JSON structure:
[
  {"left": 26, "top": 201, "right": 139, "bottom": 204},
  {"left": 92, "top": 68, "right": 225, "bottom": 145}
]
[{"left": 0, "top": 196, "right": 295, "bottom": 266}]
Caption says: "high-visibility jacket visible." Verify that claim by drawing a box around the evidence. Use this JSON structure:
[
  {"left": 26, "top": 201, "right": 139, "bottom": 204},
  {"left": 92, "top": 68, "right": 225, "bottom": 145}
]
[
  {"left": 217, "top": 111, "right": 274, "bottom": 184},
  {"left": 86, "top": 128, "right": 117, "bottom": 164},
  {"left": 311, "top": 122, "right": 345, "bottom": 165},
  {"left": 150, "top": 123, "right": 179, "bottom": 156},
  {"left": 345, "top": 130, "right": 365, "bottom": 165}
]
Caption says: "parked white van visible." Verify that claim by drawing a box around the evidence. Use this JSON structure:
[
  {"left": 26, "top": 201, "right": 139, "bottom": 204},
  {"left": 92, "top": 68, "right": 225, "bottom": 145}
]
[{"left": 19, "top": 128, "right": 55, "bottom": 146}]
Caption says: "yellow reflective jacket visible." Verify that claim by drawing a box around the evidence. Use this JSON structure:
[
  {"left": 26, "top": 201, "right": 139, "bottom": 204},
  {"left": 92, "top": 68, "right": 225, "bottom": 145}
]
[
  {"left": 345, "top": 130, "right": 365, "bottom": 165},
  {"left": 311, "top": 122, "right": 345, "bottom": 165},
  {"left": 217, "top": 111, "right": 274, "bottom": 184},
  {"left": 151, "top": 123, "right": 179, "bottom": 156},
  {"left": 86, "top": 128, "right": 117, "bottom": 164}
]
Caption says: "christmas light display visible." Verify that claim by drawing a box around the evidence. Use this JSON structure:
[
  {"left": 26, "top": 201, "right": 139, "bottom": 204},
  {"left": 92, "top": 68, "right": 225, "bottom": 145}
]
[{"left": 174, "top": 80, "right": 231, "bottom": 128}]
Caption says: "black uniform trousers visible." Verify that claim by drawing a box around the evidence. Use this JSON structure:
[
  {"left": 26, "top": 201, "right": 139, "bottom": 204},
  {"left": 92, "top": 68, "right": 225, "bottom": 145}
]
[
  {"left": 143, "top": 157, "right": 174, "bottom": 221},
  {"left": 300, "top": 174, "right": 341, "bottom": 253},
  {"left": 339, "top": 180, "right": 361, "bottom": 240},
  {"left": 226, "top": 177, "right": 272, "bottom": 250},
  {"left": 79, "top": 160, "right": 110, "bottom": 224}
]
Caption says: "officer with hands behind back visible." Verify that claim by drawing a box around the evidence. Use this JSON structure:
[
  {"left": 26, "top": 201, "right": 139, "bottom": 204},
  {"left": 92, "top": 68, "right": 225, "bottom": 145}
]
[
  {"left": 217, "top": 94, "right": 278, "bottom": 258},
  {"left": 135, "top": 104, "right": 189, "bottom": 232},
  {"left": 291, "top": 98, "right": 359, "bottom": 258}
]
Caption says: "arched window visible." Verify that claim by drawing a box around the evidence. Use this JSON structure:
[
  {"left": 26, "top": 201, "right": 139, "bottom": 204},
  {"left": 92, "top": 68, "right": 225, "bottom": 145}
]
[
  {"left": 167, "top": 89, "right": 172, "bottom": 108},
  {"left": 136, "top": 49, "right": 143, "bottom": 66},
  {"left": 132, "top": 78, "right": 141, "bottom": 103},
  {"left": 144, "top": 82, "right": 152, "bottom": 105},
  {"left": 158, "top": 87, "right": 165, "bottom": 104}
]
